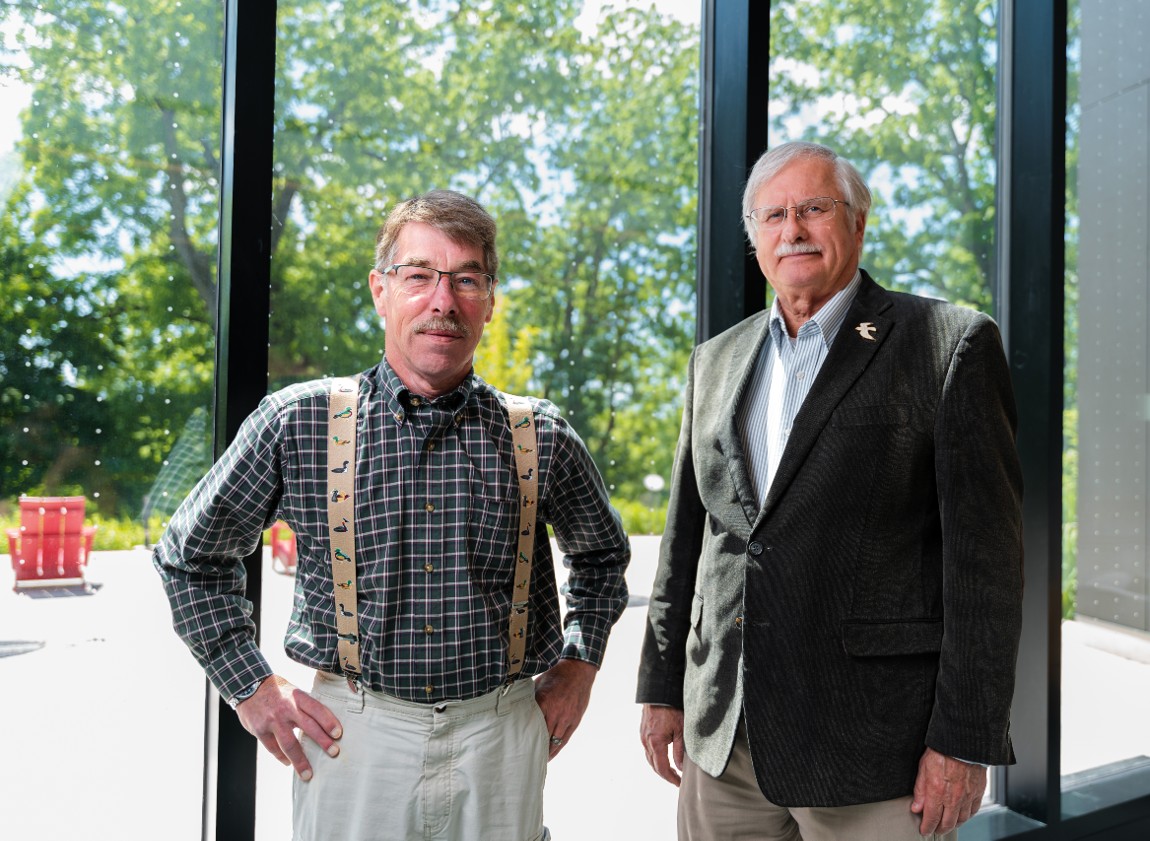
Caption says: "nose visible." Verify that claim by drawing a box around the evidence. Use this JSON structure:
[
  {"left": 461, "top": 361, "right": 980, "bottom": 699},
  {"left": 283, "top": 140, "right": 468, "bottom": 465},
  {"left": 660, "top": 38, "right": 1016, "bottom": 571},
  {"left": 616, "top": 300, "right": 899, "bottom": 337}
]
[
  {"left": 779, "top": 208, "right": 807, "bottom": 240},
  {"left": 428, "top": 273, "right": 460, "bottom": 312}
]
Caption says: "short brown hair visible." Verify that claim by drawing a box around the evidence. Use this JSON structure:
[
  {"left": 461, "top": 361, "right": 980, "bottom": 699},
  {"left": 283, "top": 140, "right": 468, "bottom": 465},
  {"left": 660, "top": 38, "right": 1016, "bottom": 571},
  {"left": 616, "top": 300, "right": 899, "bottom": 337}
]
[{"left": 374, "top": 190, "right": 499, "bottom": 278}]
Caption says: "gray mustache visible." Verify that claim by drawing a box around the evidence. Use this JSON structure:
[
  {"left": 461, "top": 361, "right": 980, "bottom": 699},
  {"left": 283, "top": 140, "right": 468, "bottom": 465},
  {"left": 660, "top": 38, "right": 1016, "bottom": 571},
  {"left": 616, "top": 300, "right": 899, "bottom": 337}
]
[{"left": 775, "top": 243, "right": 822, "bottom": 258}]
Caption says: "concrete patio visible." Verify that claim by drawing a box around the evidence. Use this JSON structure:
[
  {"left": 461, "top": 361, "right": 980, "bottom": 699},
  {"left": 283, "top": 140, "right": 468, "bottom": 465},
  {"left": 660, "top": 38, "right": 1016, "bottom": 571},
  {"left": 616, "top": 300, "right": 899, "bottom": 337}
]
[{"left": 2, "top": 536, "right": 1148, "bottom": 840}]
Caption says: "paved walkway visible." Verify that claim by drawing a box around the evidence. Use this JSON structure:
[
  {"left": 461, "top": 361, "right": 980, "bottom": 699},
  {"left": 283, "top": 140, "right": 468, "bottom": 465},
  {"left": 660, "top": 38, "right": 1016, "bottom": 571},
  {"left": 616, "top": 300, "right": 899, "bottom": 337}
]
[
  {"left": 4, "top": 538, "right": 1149, "bottom": 839},
  {"left": 0, "top": 538, "right": 676, "bottom": 840}
]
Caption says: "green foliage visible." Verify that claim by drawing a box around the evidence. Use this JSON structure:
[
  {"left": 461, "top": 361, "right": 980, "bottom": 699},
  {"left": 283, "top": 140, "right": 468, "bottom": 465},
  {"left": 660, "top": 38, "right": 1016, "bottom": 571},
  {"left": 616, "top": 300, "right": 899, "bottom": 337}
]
[
  {"left": 1062, "top": 406, "right": 1079, "bottom": 619},
  {"left": 1061, "top": 1, "right": 1081, "bottom": 620},
  {"left": 87, "top": 512, "right": 149, "bottom": 551},
  {"left": 772, "top": 0, "right": 1082, "bottom": 609},
  {"left": 0, "top": 0, "right": 220, "bottom": 514},
  {"left": 612, "top": 497, "right": 668, "bottom": 538},
  {"left": 0, "top": 0, "right": 699, "bottom": 521},
  {"left": 770, "top": 0, "right": 998, "bottom": 310}
]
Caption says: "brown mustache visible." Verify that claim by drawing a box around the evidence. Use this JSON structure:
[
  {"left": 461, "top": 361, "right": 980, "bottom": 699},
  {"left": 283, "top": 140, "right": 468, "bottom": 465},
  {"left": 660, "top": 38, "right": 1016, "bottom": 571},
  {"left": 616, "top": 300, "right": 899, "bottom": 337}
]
[{"left": 413, "top": 316, "right": 472, "bottom": 338}]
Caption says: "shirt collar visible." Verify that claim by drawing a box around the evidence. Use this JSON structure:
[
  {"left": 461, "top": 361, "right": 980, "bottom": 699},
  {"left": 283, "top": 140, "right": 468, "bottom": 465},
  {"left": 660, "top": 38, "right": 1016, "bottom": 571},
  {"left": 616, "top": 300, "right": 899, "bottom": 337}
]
[
  {"left": 768, "top": 269, "right": 862, "bottom": 349},
  {"left": 374, "top": 358, "right": 475, "bottom": 425}
]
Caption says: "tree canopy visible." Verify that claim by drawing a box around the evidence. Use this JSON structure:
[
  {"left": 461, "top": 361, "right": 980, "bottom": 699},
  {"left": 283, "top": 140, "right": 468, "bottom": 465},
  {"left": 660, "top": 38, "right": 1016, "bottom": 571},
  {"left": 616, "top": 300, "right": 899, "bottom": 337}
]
[
  {"left": 770, "top": 0, "right": 999, "bottom": 311},
  {"left": 0, "top": 0, "right": 699, "bottom": 527},
  {"left": 3, "top": 0, "right": 1058, "bottom": 536}
]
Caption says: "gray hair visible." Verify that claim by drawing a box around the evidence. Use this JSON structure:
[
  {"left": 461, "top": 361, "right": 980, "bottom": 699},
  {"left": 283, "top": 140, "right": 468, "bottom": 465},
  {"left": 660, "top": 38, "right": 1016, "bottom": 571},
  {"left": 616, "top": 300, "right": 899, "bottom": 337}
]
[
  {"left": 741, "top": 141, "right": 871, "bottom": 247},
  {"left": 374, "top": 189, "right": 499, "bottom": 277}
]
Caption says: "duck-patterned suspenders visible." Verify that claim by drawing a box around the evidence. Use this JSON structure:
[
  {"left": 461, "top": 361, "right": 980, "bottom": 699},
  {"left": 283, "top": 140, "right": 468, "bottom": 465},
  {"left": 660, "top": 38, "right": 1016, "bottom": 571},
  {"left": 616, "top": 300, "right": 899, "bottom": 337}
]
[
  {"left": 327, "top": 376, "right": 361, "bottom": 677},
  {"left": 504, "top": 395, "right": 539, "bottom": 680},
  {"left": 326, "top": 379, "right": 539, "bottom": 686}
]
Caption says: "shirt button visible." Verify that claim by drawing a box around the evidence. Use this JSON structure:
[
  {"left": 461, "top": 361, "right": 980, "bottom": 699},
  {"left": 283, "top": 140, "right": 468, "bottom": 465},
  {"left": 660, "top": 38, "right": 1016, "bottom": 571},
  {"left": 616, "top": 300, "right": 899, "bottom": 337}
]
[
  {"left": 424, "top": 624, "right": 435, "bottom": 635},
  {"left": 796, "top": 370, "right": 806, "bottom": 380},
  {"left": 424, "top": 684, "right": 434, "bottom": 695},
  {"left": 425, "top": 502, "right": 435, "bottom": 513},
  {"left": 410, "top": 396, "right": 422, "bottom": 406},
  {"left": 748, "top": 541, "right": 764, "bottom": 556},
  {"left": 735, "top": 616, "right": 743, "bottom": 627},
  {"left": 426, "top": 441, "right": 436, "bottom": 452},
  {"left": 424, "top": 563, "right": 434, "bottom": 573}
]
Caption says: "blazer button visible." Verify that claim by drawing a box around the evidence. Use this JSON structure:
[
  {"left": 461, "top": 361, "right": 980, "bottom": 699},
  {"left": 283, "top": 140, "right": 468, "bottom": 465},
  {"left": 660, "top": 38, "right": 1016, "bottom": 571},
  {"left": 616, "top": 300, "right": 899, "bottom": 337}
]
[{"left": 748, "top": 541, "right": 764, "bottom": 556}]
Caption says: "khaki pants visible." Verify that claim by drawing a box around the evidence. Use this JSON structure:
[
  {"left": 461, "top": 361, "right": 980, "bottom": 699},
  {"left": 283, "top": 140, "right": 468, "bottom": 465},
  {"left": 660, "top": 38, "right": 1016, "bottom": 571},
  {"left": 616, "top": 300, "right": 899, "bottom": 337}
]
[
  {"left": 293, "top": 672, "right": 549, "bottom": 841},
  {"left": 678, "top": 723, "right": 954, "bottom": 841}
]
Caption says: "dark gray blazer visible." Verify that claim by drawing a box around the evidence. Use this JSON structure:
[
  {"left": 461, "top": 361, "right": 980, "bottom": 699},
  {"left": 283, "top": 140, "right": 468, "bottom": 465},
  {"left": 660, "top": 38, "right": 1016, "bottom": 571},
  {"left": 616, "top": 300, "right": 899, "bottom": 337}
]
[{"left": 637, "top": 272, "right": 1024, "bottom": 807}]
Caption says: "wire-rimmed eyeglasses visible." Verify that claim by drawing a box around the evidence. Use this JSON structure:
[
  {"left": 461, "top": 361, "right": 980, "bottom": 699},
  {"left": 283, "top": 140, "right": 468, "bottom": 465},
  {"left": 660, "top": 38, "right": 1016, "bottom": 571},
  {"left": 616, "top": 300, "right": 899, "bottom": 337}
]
[
  {"left": 746, "top": 197, "right": 850, "bottom": 229},
  {"left": 384, "top": 264, "right": 496, "bottom": 300}
]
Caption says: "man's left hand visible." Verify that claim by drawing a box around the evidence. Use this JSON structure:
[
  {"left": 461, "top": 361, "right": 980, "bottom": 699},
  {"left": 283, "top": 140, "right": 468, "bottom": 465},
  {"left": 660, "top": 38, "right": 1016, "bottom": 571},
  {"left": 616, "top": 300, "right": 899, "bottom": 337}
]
[
  {"left": 910, "top": 747, "right": 987, "bottom": 836},
  {"left": 533, "top": 658, "right": 598, "bottom": 760}
]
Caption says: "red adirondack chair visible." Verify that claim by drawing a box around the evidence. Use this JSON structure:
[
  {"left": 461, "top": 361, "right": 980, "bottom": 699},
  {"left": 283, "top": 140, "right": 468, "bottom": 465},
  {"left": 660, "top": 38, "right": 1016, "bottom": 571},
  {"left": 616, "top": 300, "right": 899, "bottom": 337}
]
[
  {"left": 270, "top": 520, "right": 297, "bottom": 575},
  {"left": 6, "top": 496, "right": 97, "bottom": 590}
]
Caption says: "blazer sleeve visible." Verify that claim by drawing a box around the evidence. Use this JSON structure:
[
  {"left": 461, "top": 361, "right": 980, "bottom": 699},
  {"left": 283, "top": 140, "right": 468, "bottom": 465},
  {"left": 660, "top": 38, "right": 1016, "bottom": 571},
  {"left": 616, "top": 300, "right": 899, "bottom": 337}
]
[
  {"left": 636, "top": 348, "right": 706, "bottom": 707},
  {"left": 928, "top": 313, "right": 1024, "bottom": 764}
]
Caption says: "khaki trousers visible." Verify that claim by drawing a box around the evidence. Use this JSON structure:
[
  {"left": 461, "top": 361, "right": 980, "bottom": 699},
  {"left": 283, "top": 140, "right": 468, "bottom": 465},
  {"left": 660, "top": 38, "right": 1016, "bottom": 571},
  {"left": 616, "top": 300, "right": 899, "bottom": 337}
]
[
  {"left": 293, "top": 672, "right": 549, "bottom": 841},
  {"left": 678, "top": 723, "right": 954, "bottom": 841}
]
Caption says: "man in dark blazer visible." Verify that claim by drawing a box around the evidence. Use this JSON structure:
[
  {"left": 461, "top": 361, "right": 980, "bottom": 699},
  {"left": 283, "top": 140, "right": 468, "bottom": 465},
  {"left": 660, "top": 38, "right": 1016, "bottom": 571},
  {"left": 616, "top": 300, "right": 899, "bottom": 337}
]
[{"left": 637, "top": 141, "right": 1023, "bottom": 840}]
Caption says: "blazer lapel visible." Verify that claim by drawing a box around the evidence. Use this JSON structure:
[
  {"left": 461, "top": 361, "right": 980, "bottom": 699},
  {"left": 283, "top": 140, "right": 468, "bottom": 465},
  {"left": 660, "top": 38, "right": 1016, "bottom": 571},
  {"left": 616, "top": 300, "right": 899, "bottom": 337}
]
[
  {"left": 756, "top": 274, "right": 894, "bottom": 525},
  {"left": 715, "top": 313, "right": 772, "bottom": 527}
]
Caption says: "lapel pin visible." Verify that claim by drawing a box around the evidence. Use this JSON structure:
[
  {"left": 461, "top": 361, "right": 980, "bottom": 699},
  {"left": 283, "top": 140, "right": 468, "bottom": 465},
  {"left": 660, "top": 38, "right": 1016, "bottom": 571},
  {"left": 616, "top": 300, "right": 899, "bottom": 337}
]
[{"left": 855, "top": 322, "right": 877, "bottom": 341}]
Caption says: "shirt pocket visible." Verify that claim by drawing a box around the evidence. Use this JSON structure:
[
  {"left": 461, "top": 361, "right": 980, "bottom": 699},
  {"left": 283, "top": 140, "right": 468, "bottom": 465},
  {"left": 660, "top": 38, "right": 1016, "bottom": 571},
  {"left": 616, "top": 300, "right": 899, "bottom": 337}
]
[{"left": 467, "top": 488, "right": 519, "bottom": 601}]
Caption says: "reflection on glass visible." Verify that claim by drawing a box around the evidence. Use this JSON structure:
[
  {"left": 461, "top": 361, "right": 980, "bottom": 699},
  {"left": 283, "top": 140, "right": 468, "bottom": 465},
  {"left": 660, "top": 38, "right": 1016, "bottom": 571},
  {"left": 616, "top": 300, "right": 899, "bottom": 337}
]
[
  {"left": 0, "top": 1, "right": 222, "bottom": 838},
  {"left": 260, "top": 1, "right": 699, "bottom": 838},
  {"left": 1062, "top": 0, "right": 1150, "bottom": 815}
]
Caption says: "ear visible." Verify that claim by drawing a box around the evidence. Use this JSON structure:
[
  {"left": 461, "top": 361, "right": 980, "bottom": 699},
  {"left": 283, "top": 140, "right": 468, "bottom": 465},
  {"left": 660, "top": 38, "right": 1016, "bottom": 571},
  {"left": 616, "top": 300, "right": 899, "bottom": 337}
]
[{"left": 368, "top": 269, "right": 388, "bottom": 318}]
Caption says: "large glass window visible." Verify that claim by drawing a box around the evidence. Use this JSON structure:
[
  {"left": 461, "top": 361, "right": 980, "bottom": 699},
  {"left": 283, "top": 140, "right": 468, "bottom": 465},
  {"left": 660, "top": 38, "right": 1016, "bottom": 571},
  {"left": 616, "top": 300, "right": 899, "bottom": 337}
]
[
  {"left": 768, "top": 0, "right": 1003, "bottom": 806},
  {"left": 0, "top": 1, "right": 223, "bottom": 838},
  {"left": 258, "top": 1, "right": 700, "bottom": 837},
  {"left": 1062, "top": 0, "right": 1150, "bottom": 816},
  {"left": 769, "top": 0, "right": 999, "bottom": 312}
]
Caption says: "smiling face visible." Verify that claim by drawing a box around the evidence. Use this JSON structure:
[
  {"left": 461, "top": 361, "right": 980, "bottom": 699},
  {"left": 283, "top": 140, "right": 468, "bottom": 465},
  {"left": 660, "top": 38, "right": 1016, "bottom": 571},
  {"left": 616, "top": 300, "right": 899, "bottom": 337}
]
[
  {"left": 752, "top": 156, "right": 866, "bottom": 332},
  {"left": 369, "top": 221, "right": 495, "bottom": 398}
]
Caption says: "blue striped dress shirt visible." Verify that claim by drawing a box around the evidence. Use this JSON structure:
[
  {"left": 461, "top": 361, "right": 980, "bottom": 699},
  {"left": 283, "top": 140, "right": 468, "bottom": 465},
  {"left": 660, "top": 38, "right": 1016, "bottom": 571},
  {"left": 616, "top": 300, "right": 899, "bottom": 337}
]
[{"left": 737, "top": 271, "right": 862, "bottom": 506}]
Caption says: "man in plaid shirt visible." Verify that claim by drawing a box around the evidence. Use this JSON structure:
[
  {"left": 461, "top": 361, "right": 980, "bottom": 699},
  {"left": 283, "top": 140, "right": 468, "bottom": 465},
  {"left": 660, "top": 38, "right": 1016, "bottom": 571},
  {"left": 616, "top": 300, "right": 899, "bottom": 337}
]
[{"left": 154, "top": 190, "right": 630, "bottom": 841}]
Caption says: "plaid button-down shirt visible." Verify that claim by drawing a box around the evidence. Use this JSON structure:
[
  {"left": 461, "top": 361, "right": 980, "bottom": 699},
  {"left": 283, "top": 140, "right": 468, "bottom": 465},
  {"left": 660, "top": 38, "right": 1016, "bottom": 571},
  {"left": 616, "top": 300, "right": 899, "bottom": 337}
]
[{"left": 154, "top": 360, "right": 630, "bottom": 705}]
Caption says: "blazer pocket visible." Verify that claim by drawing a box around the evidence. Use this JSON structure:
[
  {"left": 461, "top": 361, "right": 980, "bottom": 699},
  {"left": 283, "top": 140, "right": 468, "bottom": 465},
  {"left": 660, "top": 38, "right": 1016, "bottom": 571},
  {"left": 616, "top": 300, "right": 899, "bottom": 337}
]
[{"left": 842, "top": 619, "right": 943, "bottom": 657}]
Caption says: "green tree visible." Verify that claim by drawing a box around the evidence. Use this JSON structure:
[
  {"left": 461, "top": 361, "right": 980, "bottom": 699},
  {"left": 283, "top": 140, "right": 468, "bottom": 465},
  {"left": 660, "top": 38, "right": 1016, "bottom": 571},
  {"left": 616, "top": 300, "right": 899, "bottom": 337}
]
[
  {"left": 771, "top": 0, "right": 1082, "bottom": 612},
  {"left": 0, "top": 0, "right": 223, "bottom": 512},
  {"left": 1, "top": 0, "right": 699, "bottom": 529},
  {"left": 497, "top": 6, "right": 698, "bottom": 504},
  {"left": 770, "top": 0, "right": 999, "bottom": 310}
]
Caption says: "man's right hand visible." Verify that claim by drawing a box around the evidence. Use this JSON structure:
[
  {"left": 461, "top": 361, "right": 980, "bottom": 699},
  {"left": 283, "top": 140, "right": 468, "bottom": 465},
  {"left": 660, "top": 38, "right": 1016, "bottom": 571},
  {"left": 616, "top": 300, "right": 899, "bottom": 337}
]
[
  {"left": 235, "top": 675, "right": 343, "bottom": 782},
  {"left": 640, "top": 704, "right": 686, "bottom": 786}
]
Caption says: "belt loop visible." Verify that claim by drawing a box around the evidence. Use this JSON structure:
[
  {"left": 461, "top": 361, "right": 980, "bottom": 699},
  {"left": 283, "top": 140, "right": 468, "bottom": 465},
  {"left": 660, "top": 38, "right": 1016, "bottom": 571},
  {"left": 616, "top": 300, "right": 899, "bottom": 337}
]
[
  {"left": 496, "top": 679, "right": 520, "bottom": 717},
  {"left": 346, "top": 675, "right": 365, "bottom": 715}
]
